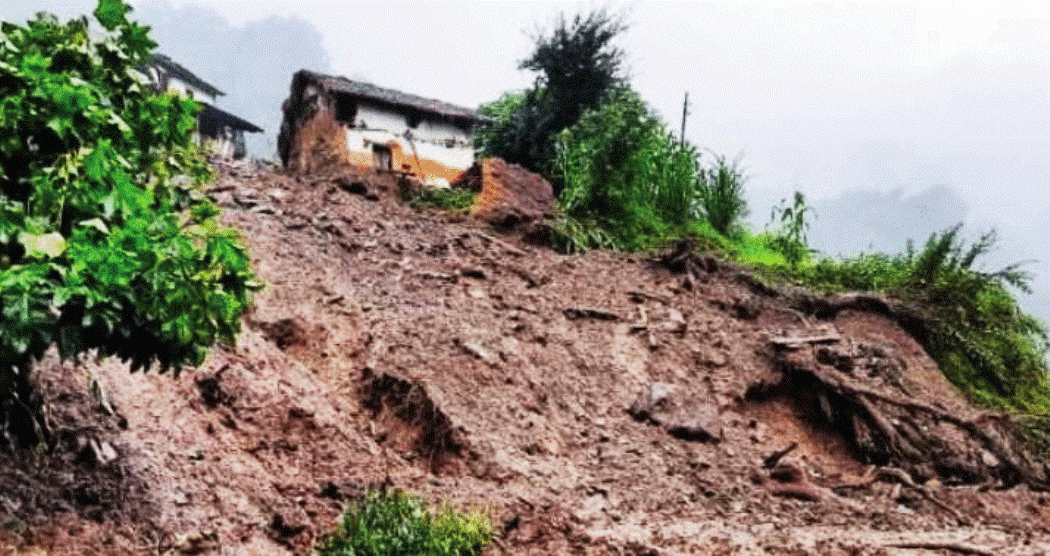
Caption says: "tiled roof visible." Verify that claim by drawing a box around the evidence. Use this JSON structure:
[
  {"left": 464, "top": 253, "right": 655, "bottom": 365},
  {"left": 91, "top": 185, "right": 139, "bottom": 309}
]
[
  {"left": 152, "top": 53, "right": 225, "bottom": 98},
  {"left": 297, "top": 70, "right": 486, "bottom": 125}
]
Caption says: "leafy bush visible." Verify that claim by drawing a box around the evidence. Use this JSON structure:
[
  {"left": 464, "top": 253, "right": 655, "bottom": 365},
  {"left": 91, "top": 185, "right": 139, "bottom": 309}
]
[
  {"left": 0, "top": 0, "right": 257, "bottom": 445},
  {"left": 315, "top": 490, "right": 492, "bottom": 556},
  {"left": 551, "top": 88, "right": 751, "bottom": 252},
  {"left": 696, "top": 154, "right": 749, "bottom": 237}
]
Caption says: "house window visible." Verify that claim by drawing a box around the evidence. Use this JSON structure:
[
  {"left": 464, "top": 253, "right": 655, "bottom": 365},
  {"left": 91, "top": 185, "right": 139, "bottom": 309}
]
[{"left": 372, "top": 144, "right": 392, "bottom": 171}]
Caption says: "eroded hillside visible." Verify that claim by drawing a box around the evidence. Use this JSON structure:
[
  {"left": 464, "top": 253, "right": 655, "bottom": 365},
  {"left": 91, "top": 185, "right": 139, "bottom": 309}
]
[{"left": 5, "top": 164, "right": 1050, "bottom": 556}]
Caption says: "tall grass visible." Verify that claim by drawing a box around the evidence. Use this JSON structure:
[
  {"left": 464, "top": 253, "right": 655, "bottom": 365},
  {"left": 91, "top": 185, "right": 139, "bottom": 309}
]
[{"left": 552, "top": 88, "right": 744, "bottom": 252}]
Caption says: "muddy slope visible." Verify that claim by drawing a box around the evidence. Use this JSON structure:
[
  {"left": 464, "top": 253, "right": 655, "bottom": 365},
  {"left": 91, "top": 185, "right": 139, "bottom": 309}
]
[{"left": 5, "top": 164, "right": 1050, "bottom": 556}]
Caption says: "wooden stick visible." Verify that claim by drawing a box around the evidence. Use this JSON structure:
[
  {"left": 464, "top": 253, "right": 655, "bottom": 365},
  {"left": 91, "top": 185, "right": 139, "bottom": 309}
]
[{"left": 882, "top": 540, "right": 996, "bottom": 556}]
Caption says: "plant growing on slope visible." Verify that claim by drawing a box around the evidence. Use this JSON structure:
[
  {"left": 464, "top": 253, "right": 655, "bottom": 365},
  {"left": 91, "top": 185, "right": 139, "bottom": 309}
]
[
  {"left": 315, "top": 490, "right": 491, "bottom": 556},
  {"left": 768, "top": 191, "right": 815, "bottom": 269},
  {"left": 552, "top": 87, "right": 703, "bottom": 251},
  {"left": 0, "top": 0, "right": 258, "bottom": 446},
  {"left": 802, "top": 225, "right": 1050, "bottom": 419}
]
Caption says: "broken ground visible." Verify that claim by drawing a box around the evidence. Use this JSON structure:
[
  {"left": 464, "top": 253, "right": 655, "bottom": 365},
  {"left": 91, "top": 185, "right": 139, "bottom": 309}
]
[{"left": 3, "top": 164, "right": 1050, "bottom": 556}]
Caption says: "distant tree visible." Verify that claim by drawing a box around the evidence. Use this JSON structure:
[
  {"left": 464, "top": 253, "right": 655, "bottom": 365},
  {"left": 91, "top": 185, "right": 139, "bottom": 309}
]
[
  {"left": 0, "top": 0, "right": 257, "bottom": 446},
  {"left": 477, "top": 9, "right": 626, "bottom": 191}
]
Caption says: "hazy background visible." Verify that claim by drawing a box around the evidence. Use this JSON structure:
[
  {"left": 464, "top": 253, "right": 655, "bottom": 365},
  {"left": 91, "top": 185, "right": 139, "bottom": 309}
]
[{"left": 3, "top": 1, "right": 1048, "bottom": 325}]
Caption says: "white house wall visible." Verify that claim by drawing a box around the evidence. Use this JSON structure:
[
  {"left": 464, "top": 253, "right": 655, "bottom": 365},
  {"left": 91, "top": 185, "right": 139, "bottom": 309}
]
[{"left": 343, "top": 102, "right": 475, "bottom": 185}]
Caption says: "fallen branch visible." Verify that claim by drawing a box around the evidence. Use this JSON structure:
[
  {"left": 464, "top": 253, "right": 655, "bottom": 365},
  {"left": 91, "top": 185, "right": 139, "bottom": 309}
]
[
  {"left": 468, "top": 230, "right": 527, "bottom": 256},
  {"left": 762, "top": 442, "right": 798, "bottom": 469},
  {"left": 769, "top": 332, "right": 842, "bottom": 348},
  {"left": 627, "top": 290, "right": 673, "bottom": 306},
  {"left": 564, "top": 307, "right": 620, "bottom": 321},
  {"left": 882, "top": 540, "right": 996, "bottom": 556}
]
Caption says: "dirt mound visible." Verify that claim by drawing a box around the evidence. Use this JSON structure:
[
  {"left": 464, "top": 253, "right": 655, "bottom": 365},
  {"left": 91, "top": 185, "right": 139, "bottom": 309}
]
[
  {"left": 6, "top": 164, "right": 1050, "bottom": 555},
  {"left": 454, "top": 157, "right": 555, "bottom": 230}
]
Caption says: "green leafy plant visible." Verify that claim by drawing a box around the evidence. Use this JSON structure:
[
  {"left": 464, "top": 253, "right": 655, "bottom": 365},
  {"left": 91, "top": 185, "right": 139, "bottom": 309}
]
[
  {"left": 799, "top": 225, "right": 1050, "bottom": 420},
  {"left": 315, "top": 490, "right": 492, "bottom": 556},
  {"left": 768, "top": 191, "right": 815, "bottom": 269},
  {"left": 552, "top": 88, "right": 708, "bottom": 251},
  {"left": 0, "top": 0, "right": 258, "bottom": 446},
  {"left": 696, "top": 154, "right": 748, "bottom": 237}
]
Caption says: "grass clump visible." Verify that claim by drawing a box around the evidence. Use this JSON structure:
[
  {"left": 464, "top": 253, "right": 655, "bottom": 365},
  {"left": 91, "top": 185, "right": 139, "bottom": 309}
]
[
  {"left": 315, "top": 490, "right": 492, "bottom": 556},
  {"left": 408, "top": 187, "right": 477, "bottom": 213},
  {"left": 550, "top": 88, "right": 749, "bottom": 253}
]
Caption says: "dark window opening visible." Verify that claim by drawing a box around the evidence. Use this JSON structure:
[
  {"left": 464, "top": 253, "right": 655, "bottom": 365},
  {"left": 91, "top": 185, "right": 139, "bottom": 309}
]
[
  {"left": 372, "top": 144, "right": 392, "bottom": 171},
  {"left": 334, "top": 92, "right": 358, "bottom": 125}
]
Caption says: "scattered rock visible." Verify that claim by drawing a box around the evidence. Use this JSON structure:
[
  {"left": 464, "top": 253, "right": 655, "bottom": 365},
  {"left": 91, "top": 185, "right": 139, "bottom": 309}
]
[{"left": 628, "top": 383, "right": 722, "bottom": 442}]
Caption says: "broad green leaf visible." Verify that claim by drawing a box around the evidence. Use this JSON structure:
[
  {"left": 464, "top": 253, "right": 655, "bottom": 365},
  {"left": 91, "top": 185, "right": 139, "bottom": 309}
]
[{"left": 21, "top": 232, "right": 67, "bottom": 259}]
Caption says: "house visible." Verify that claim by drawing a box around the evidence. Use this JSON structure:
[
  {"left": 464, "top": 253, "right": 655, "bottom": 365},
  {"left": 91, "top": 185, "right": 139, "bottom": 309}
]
[
  {"left": 143, "top": 53, "right": 263, "bottom": 160},
  {"left": 278, "top": 70, "right": 487, "bottom": 184}
]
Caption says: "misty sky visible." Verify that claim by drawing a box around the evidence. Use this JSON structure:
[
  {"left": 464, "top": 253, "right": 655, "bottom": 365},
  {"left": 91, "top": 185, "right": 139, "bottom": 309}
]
[{"left": 3, "top": 1, "right": 1049, "bottom": 323}]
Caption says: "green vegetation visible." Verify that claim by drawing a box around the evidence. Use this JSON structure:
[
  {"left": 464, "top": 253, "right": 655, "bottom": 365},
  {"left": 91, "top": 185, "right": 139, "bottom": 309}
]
[
  {"left": 475, "top": 10, "right": 626, "bottom": 191},
  {"left": 798, "top": 226, "right": 1050, "bottom": 419},
  {"left": 407, "top": 187, "right": 476, "bottom": 213},
  {"left": 479, "top": 9, "right": 754, "bottom": 253},
  {"left": 476, "top": 6, "right": 1050, "bottom": 446},
  {"left": 0, "top": 0, "right": 258, "bottom": 446},
  {"left": 315, "top": 490, "right": 491, "bottom": 556}
]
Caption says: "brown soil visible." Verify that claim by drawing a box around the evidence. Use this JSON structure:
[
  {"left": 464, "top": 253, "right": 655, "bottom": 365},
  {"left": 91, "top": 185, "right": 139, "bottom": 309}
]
[{"left": 4, "top": 163, "right": 1050, "bottom": 555}]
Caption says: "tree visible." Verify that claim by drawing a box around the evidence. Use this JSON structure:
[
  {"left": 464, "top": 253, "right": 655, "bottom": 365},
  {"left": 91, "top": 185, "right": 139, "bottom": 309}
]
[
  {"left": 477, "top": 9, "right": 626, "bottom": 190},
  {"left": 0, "top": 0, "right": 258, "bottom": 446}
]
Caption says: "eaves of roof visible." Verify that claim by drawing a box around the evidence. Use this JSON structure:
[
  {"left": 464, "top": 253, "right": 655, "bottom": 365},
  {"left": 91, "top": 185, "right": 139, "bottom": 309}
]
[
  {"left": 152, "top": 53, "right": 225, "bottom": 99},
  {"left": 296, "top": 70, "right": 488, "bottom": 126},
  {"left": 198, "top": 103, "right": 263, "bottom": 135}
]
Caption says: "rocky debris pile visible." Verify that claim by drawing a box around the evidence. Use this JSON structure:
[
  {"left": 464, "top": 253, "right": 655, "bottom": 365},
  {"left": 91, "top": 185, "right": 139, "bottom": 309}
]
[{"left": 6, "top": 164, "right": 1050, "bottom": 555}]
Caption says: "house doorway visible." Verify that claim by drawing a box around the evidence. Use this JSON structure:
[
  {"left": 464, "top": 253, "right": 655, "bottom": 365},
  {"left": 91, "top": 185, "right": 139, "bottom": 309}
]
[{"left": 372, "top": 144, "right": 392, "bottom": 171}]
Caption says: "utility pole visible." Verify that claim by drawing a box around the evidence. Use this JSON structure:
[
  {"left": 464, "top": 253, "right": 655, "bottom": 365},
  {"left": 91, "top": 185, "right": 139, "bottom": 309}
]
[{"left": 680, "top": 91, "right": 690, "bottom": 148}]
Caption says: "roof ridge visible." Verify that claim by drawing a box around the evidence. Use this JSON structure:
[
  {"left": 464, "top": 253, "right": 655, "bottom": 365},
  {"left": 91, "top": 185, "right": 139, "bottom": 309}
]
[{"left": 297, "top": 69, "right": 486, "bottom": 124}]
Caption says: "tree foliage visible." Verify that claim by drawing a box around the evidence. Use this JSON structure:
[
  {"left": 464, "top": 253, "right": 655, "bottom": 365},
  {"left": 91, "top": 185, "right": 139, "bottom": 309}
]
[
  {"left": 476, "top": 10, "right": 626, "bottom": 188},
  {"left": 0, "top": 0, "right": 258, "bottom": 446}
]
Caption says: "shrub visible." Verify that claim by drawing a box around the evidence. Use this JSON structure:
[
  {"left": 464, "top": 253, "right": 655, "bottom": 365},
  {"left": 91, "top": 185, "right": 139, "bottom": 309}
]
[
  {"left": 315, "top": 490, "right": 492, "bottom": 556},
  {"left": 768, "top": 191, "right": 815, "bottom": 269},
  {"left": 696, "top": 154, "right": 749, "bottom": 237},
  {"left": 552, "top": 88, "right": 752, "bottom": 252},
  {"left": 478, "top": 9, "right": 626, "bottom": 187},
  {"left": 0, "top": 0, "right": 258, "bottom": 446}
]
